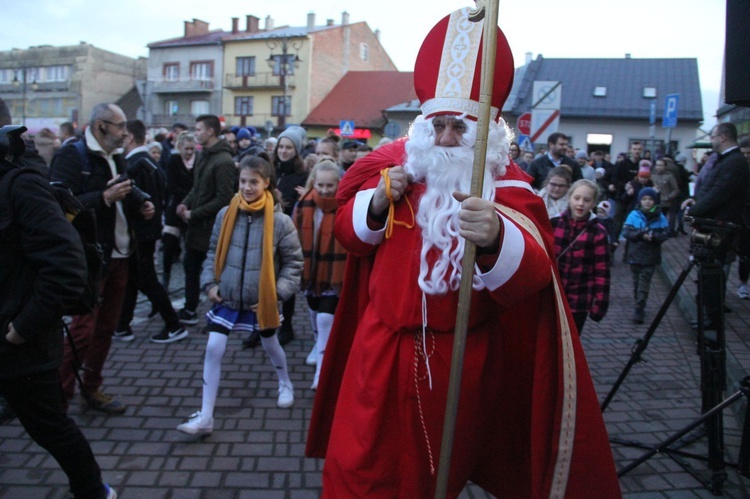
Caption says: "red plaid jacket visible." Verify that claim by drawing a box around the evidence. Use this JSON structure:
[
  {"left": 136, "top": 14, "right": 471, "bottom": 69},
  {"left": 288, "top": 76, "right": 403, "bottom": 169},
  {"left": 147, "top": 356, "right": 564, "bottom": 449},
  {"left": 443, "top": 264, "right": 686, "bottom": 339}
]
[{"left": 552, "top": 210, "right": 611, "bottom": 320}]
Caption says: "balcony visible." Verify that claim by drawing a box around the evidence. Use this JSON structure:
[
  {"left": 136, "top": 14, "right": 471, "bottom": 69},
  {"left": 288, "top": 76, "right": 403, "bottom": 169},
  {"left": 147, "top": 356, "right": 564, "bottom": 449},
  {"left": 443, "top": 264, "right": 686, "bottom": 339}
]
[
  {"left": 0, "top": 79, "right": 71, "bottom": 93},
  {"left": 151, "top": 78, "right": 214, "bottom": 93},
  {"left": 224, "top": 72, "right": 296, "bottom": 90},
  {"left": 151, "top": 113, "right": 198, "bottom": 127}
]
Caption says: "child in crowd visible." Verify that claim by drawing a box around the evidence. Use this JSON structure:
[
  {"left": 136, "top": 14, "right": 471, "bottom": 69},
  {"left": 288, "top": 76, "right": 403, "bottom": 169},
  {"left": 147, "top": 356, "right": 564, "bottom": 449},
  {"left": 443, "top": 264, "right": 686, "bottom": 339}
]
[
  {"left": 552, "top": 179, "right": 611, "bottom": 334},
  {"left": 622, "top": 160, "right": 654, "bottom": 213},
  {"left": 177, "top": 156, "right": 303, "bottom": 436},
  {"left": 622, "top": 187, "right": 670, "bottom": 324},
  {"left": 293, "top": 160, "right": 346, "bottom": 390},
  {"left": 537, "top": 167, "right": 572, "bottom": 218},
  {"left": 650, "top": 158, "right": 679, "bottom": 236},
  {"left": 595, "top": 200, "right": 618, "bottom": 256}
]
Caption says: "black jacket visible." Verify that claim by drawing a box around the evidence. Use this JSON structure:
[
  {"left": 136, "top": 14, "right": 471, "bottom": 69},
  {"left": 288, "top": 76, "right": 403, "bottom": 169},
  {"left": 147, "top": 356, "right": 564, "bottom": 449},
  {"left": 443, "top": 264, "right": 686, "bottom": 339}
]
[
  {"left": 0, "top": 160, "right": 86, "bottom": 378},
  {"left": 608, "top": 157, "right": 639, "bottom": 198},
  {"left": 127, "top": 150, "right": 165, "bottom": 242},
  {"left": 690, "top": 148, "right": 750, "bottom": 224},
  {"left": 49, "top": 136, "right": 139, "bottom": 265},
  {"left": 527, "top": 154, "right": 581, "bottom": 190},
  {"left": 164, "top": 153, "right": 194, "bottom": 229}
]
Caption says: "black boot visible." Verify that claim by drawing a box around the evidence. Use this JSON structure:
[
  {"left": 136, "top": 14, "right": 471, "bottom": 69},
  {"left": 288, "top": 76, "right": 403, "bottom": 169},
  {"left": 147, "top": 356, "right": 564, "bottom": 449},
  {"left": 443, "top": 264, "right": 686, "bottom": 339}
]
[
  {"left": 242, "top": 330, "right": 260, "bottom": 349},
  {"left": 633, "top": 306, "right": 644, "bottom": 324}
]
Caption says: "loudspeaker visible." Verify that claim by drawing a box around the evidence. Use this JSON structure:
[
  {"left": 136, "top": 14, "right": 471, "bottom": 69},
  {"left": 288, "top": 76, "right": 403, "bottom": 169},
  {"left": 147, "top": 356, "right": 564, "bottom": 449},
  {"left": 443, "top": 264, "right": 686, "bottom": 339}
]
[{"left": 725, "top": 0, "right": 750, "bottom": 107}]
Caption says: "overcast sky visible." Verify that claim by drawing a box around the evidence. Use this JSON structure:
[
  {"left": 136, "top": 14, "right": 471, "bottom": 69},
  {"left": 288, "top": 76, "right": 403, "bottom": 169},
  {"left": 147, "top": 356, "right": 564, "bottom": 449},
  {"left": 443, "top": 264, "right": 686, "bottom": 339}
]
[{"left": 2, "top": 0, "right": 725, "bottom": 127}]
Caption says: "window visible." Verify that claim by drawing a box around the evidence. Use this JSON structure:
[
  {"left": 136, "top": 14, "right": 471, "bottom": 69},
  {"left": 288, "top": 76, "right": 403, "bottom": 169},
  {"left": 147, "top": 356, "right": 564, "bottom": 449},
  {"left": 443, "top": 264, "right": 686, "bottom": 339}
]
[
  {"left": 236, "top": 56, "right": 256, "bottom": 76},
  {"left": 165, "top": 100, "right": 179, "bottom": 116},
  {"left": 0, "top": 69, "right": 13, "bottom": 83},
  {"left": 190, "top": 61, "right": 213, "bottom": 81},
  {"left": 643, "top": 87, "right": 657, "bottom": 98},
  {"left": 593, "top": 86, "right": 607, "bottom": 97},
  {"left": 360, "top": 43, "right": 369, "bottom": 61},
  {"left": 272, "top": 96, "right": 291, "bottom": 116},
  {"left": 44, "top": 65, "right": 69, "bottom": 82},
  {"left": 163, "top": 63, "right": 179, "bottom": 81},
  {"left": 234, "top": 96, "right": 254, "bottom": 116},
  {"left": 271, "top": 55, "right": 296, "bottom": 76},
  {"left": 191, "top": 100, "right": 210, "bottom": 115}
]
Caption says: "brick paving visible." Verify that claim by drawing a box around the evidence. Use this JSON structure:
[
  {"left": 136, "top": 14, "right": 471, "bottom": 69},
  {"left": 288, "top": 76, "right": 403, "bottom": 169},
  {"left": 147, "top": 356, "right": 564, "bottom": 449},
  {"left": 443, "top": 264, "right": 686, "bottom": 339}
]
[{"left": 1, "top": 232, "right": 750, "bottom": 498}]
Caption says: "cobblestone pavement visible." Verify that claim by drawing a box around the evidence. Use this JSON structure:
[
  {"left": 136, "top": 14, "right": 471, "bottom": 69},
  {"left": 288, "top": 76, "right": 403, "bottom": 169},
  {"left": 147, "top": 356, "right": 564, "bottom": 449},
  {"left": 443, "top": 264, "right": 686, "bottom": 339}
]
[{"left": 1, "top": 232, "right": 750, "bottom": 498}]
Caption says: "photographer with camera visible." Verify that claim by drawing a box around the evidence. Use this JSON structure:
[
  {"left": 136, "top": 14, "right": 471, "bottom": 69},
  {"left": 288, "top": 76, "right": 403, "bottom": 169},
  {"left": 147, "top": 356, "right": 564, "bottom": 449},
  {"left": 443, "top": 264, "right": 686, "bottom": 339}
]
[
  {"left": 114, "top": 119, "right": 188, "bottom": 344},
  {"left": 50, "top": 103, "right": 154, "bottom": 415},
  {"left": 0, "top": 120, "right": 118, "bottom": 496},
  {"left": 682, "top": 122, "right": 749, "bottom": 329}
]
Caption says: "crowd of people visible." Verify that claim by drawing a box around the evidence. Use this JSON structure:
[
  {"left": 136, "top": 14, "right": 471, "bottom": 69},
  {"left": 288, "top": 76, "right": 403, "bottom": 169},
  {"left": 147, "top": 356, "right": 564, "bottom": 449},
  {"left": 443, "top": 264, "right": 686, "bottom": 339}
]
[{"left": 1, "top": 6, "right": 748, "bottom": 498}]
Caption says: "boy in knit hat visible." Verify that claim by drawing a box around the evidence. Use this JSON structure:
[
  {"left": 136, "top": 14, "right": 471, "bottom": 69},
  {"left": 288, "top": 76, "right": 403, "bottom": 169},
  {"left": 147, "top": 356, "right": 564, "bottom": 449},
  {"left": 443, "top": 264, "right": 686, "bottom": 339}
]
[
  {"left": 622, "top": 159, "right": 654, "bottom": 212},
  {"left": 622, "top": 187, "right": 670, "bottom": 323}
]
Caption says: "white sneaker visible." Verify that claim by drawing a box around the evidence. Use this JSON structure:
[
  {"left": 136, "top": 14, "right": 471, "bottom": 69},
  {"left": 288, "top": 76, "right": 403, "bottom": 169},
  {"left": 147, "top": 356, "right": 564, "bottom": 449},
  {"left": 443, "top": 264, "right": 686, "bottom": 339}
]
[
  {"left": 277, "top": 382, "right": 294, "bottom": 408},
  {"left": 738, "top": 284, "right": 749, "bottom": 300},
  {"left": 176, "top": 411, "right": 213, "bottom": 436},
  {"left": 306, "top": 342, "right": 317, "bottom": 366}
]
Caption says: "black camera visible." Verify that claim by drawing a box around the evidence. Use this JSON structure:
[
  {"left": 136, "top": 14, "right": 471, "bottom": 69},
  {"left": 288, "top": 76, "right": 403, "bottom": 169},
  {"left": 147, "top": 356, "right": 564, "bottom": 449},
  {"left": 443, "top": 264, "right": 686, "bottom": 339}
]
[
  {"left": 685, "top": 215, "right": 738, "bottom": 253},
  {"left": 112, "top": 156, "right": 158, "bottom": 207},
  {"left": 0, "top": 125, "right": 27, "bottom": 164},
  {"left": 113, "top": 173, "right": 151, "bottom": 207}
]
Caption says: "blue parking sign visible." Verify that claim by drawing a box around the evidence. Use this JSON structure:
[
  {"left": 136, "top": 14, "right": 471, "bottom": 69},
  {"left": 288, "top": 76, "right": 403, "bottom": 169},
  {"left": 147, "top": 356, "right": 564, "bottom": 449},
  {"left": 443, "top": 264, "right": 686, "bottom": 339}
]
[{"left": 662, "top": 94, "right": 679, "bottom": 128}]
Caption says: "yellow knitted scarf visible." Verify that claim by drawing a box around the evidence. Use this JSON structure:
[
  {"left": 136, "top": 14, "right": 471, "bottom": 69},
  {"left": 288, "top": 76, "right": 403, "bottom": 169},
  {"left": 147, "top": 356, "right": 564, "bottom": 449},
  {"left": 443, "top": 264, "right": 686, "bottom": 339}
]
[{"left": 214, "top": 190, "right": 279, "bottom": 329}]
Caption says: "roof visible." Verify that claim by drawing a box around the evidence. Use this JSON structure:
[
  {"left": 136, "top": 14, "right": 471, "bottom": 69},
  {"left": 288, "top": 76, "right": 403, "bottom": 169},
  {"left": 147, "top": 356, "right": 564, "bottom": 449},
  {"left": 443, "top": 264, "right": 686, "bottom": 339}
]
[
  {"left": 303, "top": 71, "right": 417, "bottom": 129},
  {"left": 506, "top": 56, "right": 703, "bottom": 121},
  {"left": 149, "top": 23, "right": 342, "bottom": 48},
  {"left": 148, "top": 30, "right": 226, "bottom": 49}
]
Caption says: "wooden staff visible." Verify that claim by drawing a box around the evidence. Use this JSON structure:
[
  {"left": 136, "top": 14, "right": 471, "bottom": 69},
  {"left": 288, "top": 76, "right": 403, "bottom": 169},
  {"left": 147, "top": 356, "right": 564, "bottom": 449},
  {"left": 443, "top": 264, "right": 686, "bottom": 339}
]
[{"left": 435, "top": 1, "right": 500, "bottom": 497}]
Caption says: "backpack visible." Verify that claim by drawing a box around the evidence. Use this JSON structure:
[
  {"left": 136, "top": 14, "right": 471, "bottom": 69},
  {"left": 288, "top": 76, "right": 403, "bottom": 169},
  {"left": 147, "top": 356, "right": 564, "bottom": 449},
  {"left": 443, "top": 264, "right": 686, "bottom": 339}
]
[{"left": 0, "top": 166, "right": 103, "bottom": 315}]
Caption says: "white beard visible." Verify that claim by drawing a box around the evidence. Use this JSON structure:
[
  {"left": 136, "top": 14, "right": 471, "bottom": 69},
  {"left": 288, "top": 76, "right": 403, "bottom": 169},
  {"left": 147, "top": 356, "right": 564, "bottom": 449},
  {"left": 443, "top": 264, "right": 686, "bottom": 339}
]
[{"left": 404, "top": 115, "right": 510, "bottom": 295}]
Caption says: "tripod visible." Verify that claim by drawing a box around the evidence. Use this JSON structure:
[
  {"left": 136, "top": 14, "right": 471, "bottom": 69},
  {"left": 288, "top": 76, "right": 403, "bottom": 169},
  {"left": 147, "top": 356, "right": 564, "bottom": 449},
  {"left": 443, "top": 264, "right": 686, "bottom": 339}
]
[{"left": 601, "top": 234, "right": 750, "bottom": 495}]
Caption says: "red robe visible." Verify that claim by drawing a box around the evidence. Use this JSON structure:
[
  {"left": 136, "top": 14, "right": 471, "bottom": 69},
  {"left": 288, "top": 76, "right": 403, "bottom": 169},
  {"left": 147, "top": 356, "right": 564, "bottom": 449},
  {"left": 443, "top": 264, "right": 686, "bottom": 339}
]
[{"left": 306, "top": 140, "right": 621, "bottom": 498}]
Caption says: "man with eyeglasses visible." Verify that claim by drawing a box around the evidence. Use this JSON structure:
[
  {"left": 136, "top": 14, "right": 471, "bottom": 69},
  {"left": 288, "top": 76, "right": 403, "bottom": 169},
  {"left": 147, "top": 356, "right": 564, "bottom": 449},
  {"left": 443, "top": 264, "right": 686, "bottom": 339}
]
[
  {"left": 682, "top": 122, "right": 749, "bottom": 329},
  {"left": 50, "top": 103, "right": 155, "bottom": 415}
]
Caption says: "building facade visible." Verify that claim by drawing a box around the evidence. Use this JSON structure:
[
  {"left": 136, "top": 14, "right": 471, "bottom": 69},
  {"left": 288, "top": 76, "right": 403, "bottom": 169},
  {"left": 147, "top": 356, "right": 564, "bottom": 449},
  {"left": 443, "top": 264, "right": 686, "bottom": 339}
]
[
  {"left": 504, "top": 55, "right": 703, "bottom": 163},
  {"left": 0, "top": 43, "right": 145, "bottom": 133}
]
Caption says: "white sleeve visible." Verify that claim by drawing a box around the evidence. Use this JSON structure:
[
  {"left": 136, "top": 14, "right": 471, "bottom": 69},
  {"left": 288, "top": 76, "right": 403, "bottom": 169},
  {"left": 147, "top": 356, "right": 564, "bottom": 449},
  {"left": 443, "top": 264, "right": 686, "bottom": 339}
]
[
  {"left": 353, "top": 188, "right": 386, "bottom": 245},
  {"left": 476, "top": 215, "right": 524, "bottom": 291}
]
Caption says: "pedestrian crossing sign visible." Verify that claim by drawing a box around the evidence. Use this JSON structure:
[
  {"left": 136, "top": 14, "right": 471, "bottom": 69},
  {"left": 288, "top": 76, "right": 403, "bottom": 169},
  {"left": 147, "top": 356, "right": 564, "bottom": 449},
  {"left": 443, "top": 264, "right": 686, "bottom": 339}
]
[{"left": 340, "top": 120, "right": 355, "bottom": 137}]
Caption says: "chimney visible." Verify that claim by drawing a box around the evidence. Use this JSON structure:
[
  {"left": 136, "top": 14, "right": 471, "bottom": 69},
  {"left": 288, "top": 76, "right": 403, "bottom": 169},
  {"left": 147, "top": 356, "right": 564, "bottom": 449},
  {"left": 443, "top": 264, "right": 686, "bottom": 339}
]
[
  {"left": 307, "top": 12, "right": 315, "bottom": 30},
  {"left": 265, "top": 15, "right": 274, "bottom": 31},
  {"left": 184, "top": 19, "right": 209, "bottom": 38},
  {"left": 342, "top": 11, "right": 350, "bottom": 26},
  {"left": 326, "top": 18, "right": 334, "bottom": 27},
  {"left": 625, "top": 53, "right": 632, "bottom": 59},
  {"left": 525, "top": 52, "right": 533, "bottom": 65},
  {"left": 374, "top": 28, "right": 380, "bottom": 41},
  {"left": 231, "top": 17, "right": 239, "bottom": 34},
  {"left": 246, "top": 15, "right": 259, "bottom": 33}
]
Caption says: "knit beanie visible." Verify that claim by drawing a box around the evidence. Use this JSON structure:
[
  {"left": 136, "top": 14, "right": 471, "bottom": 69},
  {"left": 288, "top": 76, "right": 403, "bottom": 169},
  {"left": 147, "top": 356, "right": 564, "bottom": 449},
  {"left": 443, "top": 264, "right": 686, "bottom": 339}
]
[
  {"left": 278, "top": 126, "right": 306, "bottom": 154},
  {"left": 638, "top": 186, "right": 659, "bottom": 204},
  {"left": 237, "top": 128, "right": 252, "bottom": 141},
  {"left": 637, "top": 165, "right": 651, "bottom": 178}
]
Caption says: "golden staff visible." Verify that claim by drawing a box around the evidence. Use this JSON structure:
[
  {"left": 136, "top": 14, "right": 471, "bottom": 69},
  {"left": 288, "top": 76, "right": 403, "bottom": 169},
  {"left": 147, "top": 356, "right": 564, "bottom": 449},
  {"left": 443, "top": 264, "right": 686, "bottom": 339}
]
[{"left": 435, "top": 1, "right": 500, "bottom": 497}]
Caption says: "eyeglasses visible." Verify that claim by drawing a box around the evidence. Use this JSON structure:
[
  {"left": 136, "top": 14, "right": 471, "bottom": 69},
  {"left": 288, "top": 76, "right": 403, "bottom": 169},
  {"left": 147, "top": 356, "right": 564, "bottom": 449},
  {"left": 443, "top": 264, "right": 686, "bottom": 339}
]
[
  {"left": 101, "top": 119, "right": 126, "bottom": 130},
  {"left": 548, "top": 182, "right": 569, "bottom": 189}
]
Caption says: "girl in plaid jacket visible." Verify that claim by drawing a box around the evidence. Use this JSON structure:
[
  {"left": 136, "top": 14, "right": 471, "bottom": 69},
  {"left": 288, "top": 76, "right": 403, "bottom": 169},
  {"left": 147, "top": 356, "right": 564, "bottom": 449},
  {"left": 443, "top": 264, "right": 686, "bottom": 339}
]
[{"left": 551, "top": 179, "right": 611, "bottom": 334}]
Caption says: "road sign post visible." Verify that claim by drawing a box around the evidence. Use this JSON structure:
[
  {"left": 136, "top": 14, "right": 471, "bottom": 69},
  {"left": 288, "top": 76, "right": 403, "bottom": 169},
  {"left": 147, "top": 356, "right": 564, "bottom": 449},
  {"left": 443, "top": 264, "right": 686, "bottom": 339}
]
[
  {"left": 530, "top": 81, "right": 561, "bottom": 143},
  {"left": 339, "top": 120, "right": 355, "bottom": 137},
  {"left": 662, "top": 94, "right": 679, "bottom": 155},
  {"left": 517, "top": 112, "right": 531, "bottom": 136}
]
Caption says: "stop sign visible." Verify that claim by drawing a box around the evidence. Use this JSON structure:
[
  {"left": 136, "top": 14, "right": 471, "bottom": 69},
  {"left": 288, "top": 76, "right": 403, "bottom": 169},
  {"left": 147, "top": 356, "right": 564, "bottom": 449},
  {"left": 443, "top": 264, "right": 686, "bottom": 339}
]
[{"left": 517, "top": 112, "right": 531, "bottom": 135}]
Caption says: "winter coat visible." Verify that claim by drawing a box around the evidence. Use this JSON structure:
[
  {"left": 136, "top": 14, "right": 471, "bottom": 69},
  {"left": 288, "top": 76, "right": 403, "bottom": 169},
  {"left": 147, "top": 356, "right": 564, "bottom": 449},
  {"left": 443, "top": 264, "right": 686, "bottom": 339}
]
[
  {"left": 650, "top": 171, "right": 679, "bottom": 208},
  {"left": 164, "top": 153, "right": 194, "bottom": 229},
  {"left": 551, "top": 210, "right": 610, "bottom": 321},
  {"left": 49, "top": 135, "right": 139, "bottom": 266},
  {"left": 622, "top": 207, "right": 669, "bottom": 265},
  {"left": 527, "top": 154, "right": 581, "bottom": 191},
  {"left": 181, "top": 139, "right": 236, "bottom": 253},
  {"left": 127, "top": 150, "right": 165, "bottom": 242},
  {"left": 690, "top": 148, "right": 749, "bottom": 225},
  {"left": 0, "top": 160, "right": 87, "bottom": 379},
  {"left": 201, "top": 204, "right": 302, "bottom": 311}
]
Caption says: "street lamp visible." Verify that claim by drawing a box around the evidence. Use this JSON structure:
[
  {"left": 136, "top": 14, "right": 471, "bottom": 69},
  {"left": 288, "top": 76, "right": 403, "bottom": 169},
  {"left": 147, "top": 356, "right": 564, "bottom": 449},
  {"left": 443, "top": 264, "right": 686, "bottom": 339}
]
[
  {"left": 12, "top": 66, "right": 38, "bottom": 126},
  {"left": 266, "top": 36, "right": 302, "bottom": 128}
]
